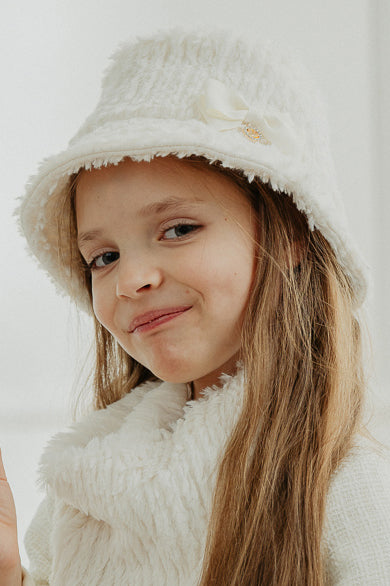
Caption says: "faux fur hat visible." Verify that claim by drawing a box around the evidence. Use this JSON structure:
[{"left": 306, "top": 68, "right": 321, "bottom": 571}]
[{"left": 17, "top": 26, "right": 370, "bottom": 311}]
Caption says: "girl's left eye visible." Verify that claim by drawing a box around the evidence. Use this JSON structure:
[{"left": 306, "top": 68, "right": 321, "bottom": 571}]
[{"left": 162, "top": 223, "right": 201, "bottom": 240}]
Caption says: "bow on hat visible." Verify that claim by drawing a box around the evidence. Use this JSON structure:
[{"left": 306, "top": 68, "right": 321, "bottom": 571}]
[{"left": 197, "top": 78, "right": 299, "bottom": 156}]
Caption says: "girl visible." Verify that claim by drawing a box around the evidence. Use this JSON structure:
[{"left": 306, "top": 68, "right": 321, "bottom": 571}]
[{"left": 1, "top": 27, "right": 390, "bottom": 585}]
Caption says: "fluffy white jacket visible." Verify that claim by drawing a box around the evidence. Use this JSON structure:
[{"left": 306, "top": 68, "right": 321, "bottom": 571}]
[{"left": 22, "top": 369, "right": 390, "bottom": 585}]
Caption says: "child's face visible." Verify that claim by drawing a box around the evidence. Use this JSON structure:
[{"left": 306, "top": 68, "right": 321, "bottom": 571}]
[{"left": 76, "top": 157, "right": 257, "bottom": 393}]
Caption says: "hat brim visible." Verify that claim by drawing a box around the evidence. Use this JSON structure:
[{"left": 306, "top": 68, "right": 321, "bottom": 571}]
[{"left": 18, "top": 116, "right": 369, "bottom": 311}]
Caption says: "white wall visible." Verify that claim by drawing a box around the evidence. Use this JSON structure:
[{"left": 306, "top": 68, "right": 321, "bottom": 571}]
[
  {"left": 1, "top": 0, "right": 388, "bottom": 568},
  {"left": 371, "top": 0, "right": 390, "bottom": 405}
]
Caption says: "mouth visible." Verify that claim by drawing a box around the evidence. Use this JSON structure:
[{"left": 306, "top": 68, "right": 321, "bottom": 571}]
[{"left": 128, "top": 306, "right": 192, "bottom": 334}]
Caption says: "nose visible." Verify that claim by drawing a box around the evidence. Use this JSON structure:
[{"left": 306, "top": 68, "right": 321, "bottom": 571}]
[{"left": 115, "top": 252, "right": 164, "bottom": 299}]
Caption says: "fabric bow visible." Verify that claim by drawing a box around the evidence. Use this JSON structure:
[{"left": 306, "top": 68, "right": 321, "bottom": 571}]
[{"left": 197, "top": 78, "right": 299, "bottom": 155}]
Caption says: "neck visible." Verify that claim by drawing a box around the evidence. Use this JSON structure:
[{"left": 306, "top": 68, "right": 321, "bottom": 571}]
[{"left": 189, "top": 354, "right": 241, "bottom": 400}]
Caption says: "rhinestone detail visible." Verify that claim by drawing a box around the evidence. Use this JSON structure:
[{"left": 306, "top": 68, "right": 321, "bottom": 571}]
[{"left": 240, "top": 122, "right": 271, "bottom": 145}]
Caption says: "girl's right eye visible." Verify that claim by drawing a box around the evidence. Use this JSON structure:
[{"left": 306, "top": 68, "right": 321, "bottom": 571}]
[{"left": 88, "top": 251, "right": 119, "bottom": 270}]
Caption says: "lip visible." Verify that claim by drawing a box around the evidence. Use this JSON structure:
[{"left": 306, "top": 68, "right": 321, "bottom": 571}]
[{"left": 128, "top": 306, "right": 192, "bottom": 334}]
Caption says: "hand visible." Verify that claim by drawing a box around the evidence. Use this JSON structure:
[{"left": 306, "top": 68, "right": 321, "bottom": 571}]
[{"left": 0, "top": 449, "right": 22, "bottom": 584}]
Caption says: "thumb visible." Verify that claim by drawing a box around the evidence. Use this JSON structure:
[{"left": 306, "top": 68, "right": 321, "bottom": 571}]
[
  {"left": 0, "top": 448, "right": 17, "bottom": 528},
  {"left": 0, "top": 449, "right": 21, "bottom": 573},
  {"left": 0, "top": 448, "right": 8, "bottom": 481}
]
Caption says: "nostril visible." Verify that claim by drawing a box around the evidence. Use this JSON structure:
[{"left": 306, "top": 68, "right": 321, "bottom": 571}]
[{"left": 116, "top": 263, "right": 164, "bottom": 298}]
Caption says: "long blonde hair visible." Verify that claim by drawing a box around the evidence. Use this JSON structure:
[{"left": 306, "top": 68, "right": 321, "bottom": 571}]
[{"left": 64, "top": 155, "right": 376, "bottom": 585}]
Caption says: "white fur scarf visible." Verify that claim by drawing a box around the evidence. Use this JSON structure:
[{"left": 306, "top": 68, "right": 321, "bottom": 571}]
[
  {"left": 25, "top": 366, "right": 390, "bottom": 585},
  {"left": 34, "top": 368, "right": 245, "bottom": 585}
]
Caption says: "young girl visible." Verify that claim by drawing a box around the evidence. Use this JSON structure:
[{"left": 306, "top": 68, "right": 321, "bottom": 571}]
[{"left": 1, "top": 27, "right": 390, "bottom": 586}]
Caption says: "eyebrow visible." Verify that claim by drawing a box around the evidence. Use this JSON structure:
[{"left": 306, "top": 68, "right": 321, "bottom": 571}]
[
  {"left": 137, "top": 196, "right": 203, "bottom": 218},
  {"left": 77, "top": 229, "right": 105, "bottom": 246},
  {"left": 77, "top": 196, "right": 204, "bottom": 246}
]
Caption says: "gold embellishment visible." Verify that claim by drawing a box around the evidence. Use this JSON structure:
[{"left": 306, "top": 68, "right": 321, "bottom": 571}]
[
  {"left": 240, "top": 122, "right": 271, "bottom": 145},
  {"left": 198, "top": 79, "right": 299, "bottom": 154}
]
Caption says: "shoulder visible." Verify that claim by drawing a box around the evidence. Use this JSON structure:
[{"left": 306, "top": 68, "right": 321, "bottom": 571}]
[
  {"left": 35, "top": 379, "right": 162, "bottom": 490},
  {"left": 327, "top": 435, "right": 390, "bottom": 508},
  {"left": 323, "top": 435, "right": 390, "bottom": 584},
  {"left": 63, "top": 379, "right": 162, "bottom": 442}
]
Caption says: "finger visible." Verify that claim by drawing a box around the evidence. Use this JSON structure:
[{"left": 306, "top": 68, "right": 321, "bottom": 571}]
[{"left": 0, "top": 448, "right": 8, "bottom": 482}]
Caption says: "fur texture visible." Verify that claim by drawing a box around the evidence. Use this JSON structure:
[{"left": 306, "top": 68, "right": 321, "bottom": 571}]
[
  {"left": 16, "top": 27, "right": 370, "bottom": 312},
  {"left": 22, "top": 369, "right": 390, "bottom": 585}
]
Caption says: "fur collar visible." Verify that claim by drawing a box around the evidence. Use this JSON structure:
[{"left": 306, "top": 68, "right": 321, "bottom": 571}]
[{"left": 36, "top": 366, "right": 245, "bottom": 526}]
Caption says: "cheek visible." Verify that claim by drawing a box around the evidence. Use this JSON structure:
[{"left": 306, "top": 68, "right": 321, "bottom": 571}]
[
  {"left": 202, "top": 241, "right": 255, "bottom": 311},
  {"left": 90, "top": 282, "right": 115, "bottom": 329},
  {"left": 232, "top": 252, "right": 256, "bottom": 315},
  {"left": 221, "top": 230, "right": 256, "bottom": 281}
]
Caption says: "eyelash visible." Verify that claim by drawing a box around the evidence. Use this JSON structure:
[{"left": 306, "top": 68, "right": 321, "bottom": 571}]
[
  {"left": 87, "top": 251, "right": 119, "bottom": 271},
  {"left": 86, "top": 222, "right": 201, "bottom": 271},
  {"left": 160, "top": 221, "right": 201, "bottom": 240}
]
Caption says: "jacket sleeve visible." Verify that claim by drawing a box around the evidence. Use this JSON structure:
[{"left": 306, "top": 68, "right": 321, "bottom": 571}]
[
  {"left": 323, "top": 439, "right": 390, "bottom": 585},
  {"left": 21, "top": 493, "right": 55, "bottom": 586}
]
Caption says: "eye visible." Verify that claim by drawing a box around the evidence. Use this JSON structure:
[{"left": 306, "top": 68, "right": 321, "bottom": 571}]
[
  {"left": 162, "top": 223, "right": 200, "bottom": 240},
  {"left": 88, "top": 251, "right": 119, "bottom": 270}
]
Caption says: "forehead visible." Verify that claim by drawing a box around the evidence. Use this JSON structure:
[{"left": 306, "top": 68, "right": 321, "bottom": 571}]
[{"left": 75, "top": 156, "right": 249, "bottom": 215}]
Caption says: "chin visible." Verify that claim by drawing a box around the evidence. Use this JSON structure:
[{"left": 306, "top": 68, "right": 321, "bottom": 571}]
[
  {"left": 131, "top": 345, "right": 191, "bottom": 381},
  {"left": 143, "top": 356, "right": 203, "bottom": 385},
  {"left": 148, "top": 366, "right": 195, "bottom": 384}
]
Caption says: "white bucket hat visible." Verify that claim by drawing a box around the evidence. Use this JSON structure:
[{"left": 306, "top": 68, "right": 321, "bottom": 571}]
[{"left": 17, "top": 26, "right": 370, "bottom": 312}]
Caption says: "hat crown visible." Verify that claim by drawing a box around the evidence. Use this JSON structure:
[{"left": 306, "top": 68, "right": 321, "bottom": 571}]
[{"left": 71, "top": 30, "right": 327, "bottom": 156}]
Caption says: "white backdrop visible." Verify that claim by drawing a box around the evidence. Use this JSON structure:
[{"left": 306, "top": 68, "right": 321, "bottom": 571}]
[{"left": 1, "top": 0, "right": 389, "bottom": 567}]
